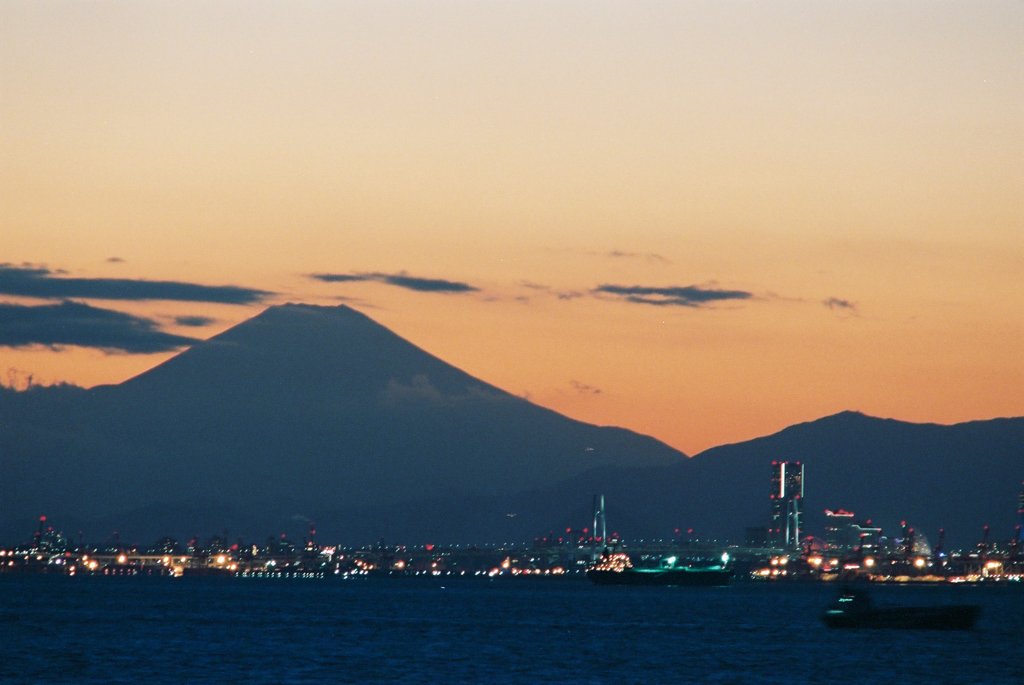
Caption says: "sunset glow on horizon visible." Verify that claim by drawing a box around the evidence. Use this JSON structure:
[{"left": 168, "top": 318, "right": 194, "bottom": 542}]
[{"left": 2, "top": 1, "right": 1021, "bottom": 454}]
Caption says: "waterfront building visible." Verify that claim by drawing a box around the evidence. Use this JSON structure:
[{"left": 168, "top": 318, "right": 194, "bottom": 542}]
[
  {"left": 823, "top": 509, "right": 856, "bottom": 551},
  {"left": 769, "top": 461, "right": 803, "bottom": 550},
  {"left": 820, "top": 508, "right": 882, "bottom": 556},
  {"left": 848, "top": 522, "right": 882, "bottom": 555}
]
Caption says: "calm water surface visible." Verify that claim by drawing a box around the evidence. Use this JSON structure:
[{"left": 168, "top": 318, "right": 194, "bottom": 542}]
[{"left": 2, "top": 576, "right": 1020, "bottom": 684}]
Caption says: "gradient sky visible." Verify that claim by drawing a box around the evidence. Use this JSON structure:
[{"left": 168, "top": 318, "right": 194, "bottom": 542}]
[{"left": 2, "top": 1, "right": 1021, "bottom": 454}]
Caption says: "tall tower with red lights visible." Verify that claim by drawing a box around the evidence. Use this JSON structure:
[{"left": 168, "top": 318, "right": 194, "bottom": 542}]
[{"left": 769, "top": 461, "right": 804, "bottom": 550}]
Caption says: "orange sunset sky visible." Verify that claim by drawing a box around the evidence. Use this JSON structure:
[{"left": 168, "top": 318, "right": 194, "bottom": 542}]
[{"left": 2, "top": 1, "right": 1021, "bottom": 454}]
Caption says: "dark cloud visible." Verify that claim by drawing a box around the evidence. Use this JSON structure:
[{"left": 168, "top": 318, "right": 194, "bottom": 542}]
[
  {"left": 106, "top": 257, "right": 125, "bottom": 264},
  {"left": 0, "top": 301, "right": 198, "bottom": 353},
  {"left": 382, "top": 274, "right": 477, "bottom": 293},
  {"left": 174, "top": 315, "right": 216, "bottom": 327},
  {"left": 310, "top": 272, "right": 478, "bottom": 293},
  {"left": 310, "top": 273, "right": 366, "bottom": 283},
  {"left": 0, "top": 265, "right": 270, "bottom": 304},
  {"left": 823, "top": 297, "right": 858, "bottom": 313},
  {"left": 594, "top": 284, "right": 752, "bottom": 307}
]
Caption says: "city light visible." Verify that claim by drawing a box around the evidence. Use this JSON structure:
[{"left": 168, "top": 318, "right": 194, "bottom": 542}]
[{"left": 3, "top": 480, "right": 1023, "bottom": 584}]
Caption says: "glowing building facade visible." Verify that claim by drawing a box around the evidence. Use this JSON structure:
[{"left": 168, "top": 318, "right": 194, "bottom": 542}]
[
  {"left": 823, "top": 509, "right": 856, "bottom": 551},
  {"left": 769, "top": 461, "right": 804, "bottom": 550}
]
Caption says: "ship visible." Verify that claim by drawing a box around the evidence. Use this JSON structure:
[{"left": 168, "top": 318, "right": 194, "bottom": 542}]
[
  {"left": 822, "top": 585, "right": 980, "bottom": 630},
  {"left": 586, "top": 551, "right": 731, "bottom": 587}
]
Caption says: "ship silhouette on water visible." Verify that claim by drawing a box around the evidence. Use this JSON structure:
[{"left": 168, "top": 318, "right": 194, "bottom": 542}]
[
  {"left": 586, "top": 551, "right": 732, "bottom": 587},
  {"left": 822, "top": 585, "right": 980, "bottom": 630},
  {"left": 584, "top": 494, "right": 732, "bottom": 587}
]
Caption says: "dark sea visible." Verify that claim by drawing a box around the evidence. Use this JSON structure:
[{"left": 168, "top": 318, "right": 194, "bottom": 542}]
[{"left": 1, "top": 575, "right": 1020, "bottom": 684}]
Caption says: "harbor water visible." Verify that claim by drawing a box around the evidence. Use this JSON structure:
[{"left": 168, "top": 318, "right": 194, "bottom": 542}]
[{"left": 1, "top": 575, "right": 1020, "bottom": 683}]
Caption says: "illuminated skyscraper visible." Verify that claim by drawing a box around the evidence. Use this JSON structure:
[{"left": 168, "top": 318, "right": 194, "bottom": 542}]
[
  {"left": 769, "top": 461, "right": 804, "bottom": 549},
  {"left": 592, "top": 494, "right": 607, "bottom": 560},
  {"left": 592, "top": 494, "right": 607, "bottom": 541}
]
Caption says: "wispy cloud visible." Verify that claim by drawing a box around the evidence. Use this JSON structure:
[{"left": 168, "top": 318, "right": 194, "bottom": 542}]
[
  {"left": 606, "top": 250, "right": 671, "bottom": 264},
  {"left": 380, "top": 374, "right": 508, "bottom": 407},
  {"left": 570, "top": 380, "right": 602, "bottom": 395},
  {"left": 174, "top": 315, "right": 216, "bottom": 327},
  {"left": 823, "top": 297, "right": 858, "bottom": 313},
  {"left": 0, "top": 264, "right": 271, "bottom": 304},
  {"left": 516, "top": 281, "right": 584, "bottom": 302},
  {"left": 0, "top": 301, "right": 197, "bottom": 353},
  {"left": 309, "top": 273, "right": 366, "bottom": 283},
  {"left": 310, "top": 271, "right": 478, "bottom": 293},
  {"left": 594, "top": 283, "right": 752, "bottom": 307}
]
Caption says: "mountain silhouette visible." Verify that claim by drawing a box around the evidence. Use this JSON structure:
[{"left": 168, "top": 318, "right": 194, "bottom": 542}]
[
  {"left": 686, "top": 411, "right": 1024, "bottom": 548},
  {"left": 2, "top": 306, "right": 1019, "bottom": 547},
  {"left": 0, "top": 303, "right": 683, "bottom": 543},
  {"left": 499, "top": 411, "right": 1021, "bottom": 549}
]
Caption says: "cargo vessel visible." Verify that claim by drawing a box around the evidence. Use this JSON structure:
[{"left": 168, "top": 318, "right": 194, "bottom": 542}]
[
  {"left": 586, "top": 552, "right": 731, "bottom": 587},
  {"left": 822, "top": 585, "right": 980, "bottom": 629}
]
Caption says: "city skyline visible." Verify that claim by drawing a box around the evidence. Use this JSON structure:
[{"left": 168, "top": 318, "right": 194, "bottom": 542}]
[{"left": 2, "top": 1, "right": 1022, "bottom": 455}]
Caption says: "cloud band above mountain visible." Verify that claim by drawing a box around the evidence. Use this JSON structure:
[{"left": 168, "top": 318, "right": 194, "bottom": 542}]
[
  {"left": 0, "top": 300, "right": 198, "bottom": 353},
  {"left": 310, "top": 272, "right": 478, "bottom": 293},
  {"left": 0, "top": 265, "right": 270, "bottom": 304},
  {"left": 594, "top": 283, "right": 752, "bottom": 307}
]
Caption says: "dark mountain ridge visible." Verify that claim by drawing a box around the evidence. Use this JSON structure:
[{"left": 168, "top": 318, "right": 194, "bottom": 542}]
[
  {"left": 314, "top": 411, "right": 1020, "bottom": 548},
  {"left": 684, "top": 410, "right": 1023, "bottom": 547},
  {"left": 1, "top": 305, "right": 1019, "bottom": 548},
  {"left": 0, "top": 304, "right": 683, "bottom": 543}
]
